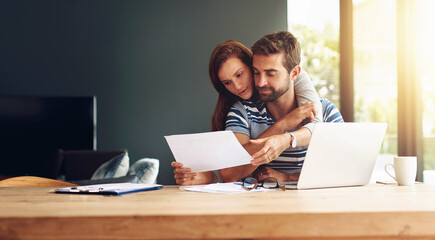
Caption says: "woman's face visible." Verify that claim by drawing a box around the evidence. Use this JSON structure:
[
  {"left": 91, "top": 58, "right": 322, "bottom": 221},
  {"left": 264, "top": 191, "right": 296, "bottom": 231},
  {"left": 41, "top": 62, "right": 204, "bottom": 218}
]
[{"left": 217, "top": 57, "right": 254, "bottom": 100}]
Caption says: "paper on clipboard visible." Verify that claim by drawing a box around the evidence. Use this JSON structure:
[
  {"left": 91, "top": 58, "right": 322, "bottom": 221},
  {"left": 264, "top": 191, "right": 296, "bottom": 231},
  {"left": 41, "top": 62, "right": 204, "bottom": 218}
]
[
  {"left": 54, "top": 183, "right": 162, "bottom": 195},
  {"left": 164, "top": 131, "right": 252, "bottom": 172}
]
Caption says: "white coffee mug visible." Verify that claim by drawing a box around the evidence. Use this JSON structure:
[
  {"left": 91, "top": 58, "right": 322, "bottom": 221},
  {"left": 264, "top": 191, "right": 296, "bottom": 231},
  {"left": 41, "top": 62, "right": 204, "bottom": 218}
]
[{"left": 385, "top": 156, "right": 417, "bottom": 186}]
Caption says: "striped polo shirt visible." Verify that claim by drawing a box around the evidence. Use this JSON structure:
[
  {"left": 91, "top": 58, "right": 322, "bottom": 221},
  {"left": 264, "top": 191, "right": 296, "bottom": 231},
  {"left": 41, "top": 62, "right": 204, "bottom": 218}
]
[{"left": 225, "top": 100, "right": 307, "bottom": 173}]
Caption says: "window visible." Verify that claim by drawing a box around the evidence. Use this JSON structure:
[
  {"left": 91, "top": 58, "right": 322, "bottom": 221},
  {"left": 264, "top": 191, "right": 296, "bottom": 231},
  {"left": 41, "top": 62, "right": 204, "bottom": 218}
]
[
  {"left": 288, "top": 0, "right": 435, "bottom": 182},
  {"left": 288, "top": 0, "right": 340, "bottom": 107},
  {"left": 353, "top": 0, "right": 397, "bottom": 156},
  {"left": 414, "top": 0, "right": 435, "bottom": 180}
]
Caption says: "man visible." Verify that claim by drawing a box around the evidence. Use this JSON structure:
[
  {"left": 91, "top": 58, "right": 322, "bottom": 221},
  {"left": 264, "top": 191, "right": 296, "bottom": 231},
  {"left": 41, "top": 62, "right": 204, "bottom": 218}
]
[{"left": 219, "top": 31, "right": 321, "bottom": 183}]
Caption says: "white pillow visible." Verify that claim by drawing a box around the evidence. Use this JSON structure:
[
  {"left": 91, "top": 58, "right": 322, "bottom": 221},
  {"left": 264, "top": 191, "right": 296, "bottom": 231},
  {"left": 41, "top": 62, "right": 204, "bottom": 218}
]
[
  {"left": 91, "top": 152, "right": 130, "bottom": 180},
  {"left": 127, "top": 158, "right": 159, "bottom": 184}
]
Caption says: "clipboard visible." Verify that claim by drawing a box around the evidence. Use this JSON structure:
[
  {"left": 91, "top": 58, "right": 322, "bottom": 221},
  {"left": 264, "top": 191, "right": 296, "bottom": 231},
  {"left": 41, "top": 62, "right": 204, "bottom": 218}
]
[{"left": 54, "top": 183, "right": 163, "bottom": 195}]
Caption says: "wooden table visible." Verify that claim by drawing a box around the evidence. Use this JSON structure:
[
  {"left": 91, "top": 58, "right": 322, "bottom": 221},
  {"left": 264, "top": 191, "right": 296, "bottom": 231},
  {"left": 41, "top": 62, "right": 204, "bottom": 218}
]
[{"left": 1, "top": 184, "right": 435, "bottom": 240}]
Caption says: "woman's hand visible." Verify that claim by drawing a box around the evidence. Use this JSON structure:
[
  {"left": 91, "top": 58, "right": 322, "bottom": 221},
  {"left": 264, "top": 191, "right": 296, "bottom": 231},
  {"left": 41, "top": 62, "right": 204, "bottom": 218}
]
[
  {"left": 277, "top": 102, "right": 318, "bottom": 130},
  {"left": 171, "top": 162, "right": 217, "bottom": 186},
  {"left": 249, "top": 133, "right": 291, "bottom": 166},
  {"left": 252, "top": 166, "right": 300, "bottom": 183}
]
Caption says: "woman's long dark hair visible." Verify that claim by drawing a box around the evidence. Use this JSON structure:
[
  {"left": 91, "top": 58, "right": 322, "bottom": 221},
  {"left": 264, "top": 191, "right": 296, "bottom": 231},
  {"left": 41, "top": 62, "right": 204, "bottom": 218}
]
[{"left": 208, "top": 40, "right": 253, "bottom": 131}]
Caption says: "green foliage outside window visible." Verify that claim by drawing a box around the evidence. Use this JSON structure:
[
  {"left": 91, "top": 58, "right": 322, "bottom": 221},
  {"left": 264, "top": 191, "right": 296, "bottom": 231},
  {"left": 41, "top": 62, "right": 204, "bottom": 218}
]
[
  {"left": 291, "top": 23, "right": 398, "bottom": 155},
  {"left": 291, "top": 24, "right": 340, "bottom": 107}
]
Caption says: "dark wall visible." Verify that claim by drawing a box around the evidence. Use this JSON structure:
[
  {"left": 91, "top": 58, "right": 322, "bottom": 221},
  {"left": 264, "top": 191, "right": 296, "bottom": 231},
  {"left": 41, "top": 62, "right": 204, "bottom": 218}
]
[{"left": 0, "top": 0, "right": 287, "bottom": 184}]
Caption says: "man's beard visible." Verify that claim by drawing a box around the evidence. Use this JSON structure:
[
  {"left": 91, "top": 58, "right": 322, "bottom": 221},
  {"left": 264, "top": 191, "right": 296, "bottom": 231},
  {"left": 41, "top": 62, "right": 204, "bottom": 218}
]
[{"left": 257, "top": 82, "right": 290, "bottom": 102}]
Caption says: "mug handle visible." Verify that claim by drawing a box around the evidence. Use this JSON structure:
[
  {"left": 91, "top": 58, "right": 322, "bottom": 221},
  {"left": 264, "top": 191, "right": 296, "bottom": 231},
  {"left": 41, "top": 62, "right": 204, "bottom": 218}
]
[{"left": 385, "top": 163, "right": 397, "bottom": 181}]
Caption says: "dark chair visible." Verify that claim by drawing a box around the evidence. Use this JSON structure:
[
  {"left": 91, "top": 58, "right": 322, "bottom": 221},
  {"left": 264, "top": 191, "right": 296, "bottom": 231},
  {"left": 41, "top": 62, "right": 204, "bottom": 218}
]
[
  {"left": 58, "top": 149, "right": 128, "bottom": 181},
  {"left": 1, "top": 149, "right": 159, "bottom": 186},
  {"left": 58, "top": 149, "right": 159, "bottom": 185},
  {"left": 57, "top": 149, "right": 144, "bottom": 185}
]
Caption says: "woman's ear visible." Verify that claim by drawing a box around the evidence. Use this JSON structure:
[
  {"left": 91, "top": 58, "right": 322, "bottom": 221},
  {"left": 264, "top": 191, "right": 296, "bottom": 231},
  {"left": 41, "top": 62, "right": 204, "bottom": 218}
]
[{"left": 289, "top": 65, "right": 301, "bottom": 81}]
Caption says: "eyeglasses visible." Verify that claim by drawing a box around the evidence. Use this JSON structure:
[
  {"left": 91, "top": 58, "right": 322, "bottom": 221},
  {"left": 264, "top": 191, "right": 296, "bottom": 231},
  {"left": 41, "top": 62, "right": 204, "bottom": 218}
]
[{"left": 242, "top": 177, "right": 286, "bottom": 191}]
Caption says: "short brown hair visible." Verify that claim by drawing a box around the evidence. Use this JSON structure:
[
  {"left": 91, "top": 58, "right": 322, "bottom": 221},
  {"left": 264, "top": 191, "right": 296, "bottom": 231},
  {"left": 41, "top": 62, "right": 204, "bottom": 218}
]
[{"left": 251, "top": 31, "right": 301, "bottom": 73}]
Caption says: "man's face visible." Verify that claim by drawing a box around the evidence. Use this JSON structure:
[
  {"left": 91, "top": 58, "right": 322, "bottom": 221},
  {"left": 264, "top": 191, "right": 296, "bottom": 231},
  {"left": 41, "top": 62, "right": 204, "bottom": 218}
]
[{"left": 252, "top": 53, "right": 291, "bottom": 102}]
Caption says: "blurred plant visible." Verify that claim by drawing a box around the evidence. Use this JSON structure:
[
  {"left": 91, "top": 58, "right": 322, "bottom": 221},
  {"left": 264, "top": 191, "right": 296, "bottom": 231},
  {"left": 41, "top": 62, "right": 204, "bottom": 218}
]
[
  {"left": 291, "top": 22, "right": 399, "bottom": 155},
  {"left": 291, "top": 23, "right": 340, "bottom": 108}
]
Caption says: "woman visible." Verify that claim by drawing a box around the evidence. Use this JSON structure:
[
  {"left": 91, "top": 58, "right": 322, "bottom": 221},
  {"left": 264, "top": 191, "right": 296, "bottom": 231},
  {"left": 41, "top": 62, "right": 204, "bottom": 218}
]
[{"left": 172, "top": 40, "right": 320, "bottom": 185}]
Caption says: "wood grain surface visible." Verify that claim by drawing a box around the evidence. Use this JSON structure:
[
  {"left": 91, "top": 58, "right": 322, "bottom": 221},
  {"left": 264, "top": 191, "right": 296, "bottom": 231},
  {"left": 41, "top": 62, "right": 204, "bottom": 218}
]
[{"left": 1, "top": 184, "right": 435, "bottom": 240}]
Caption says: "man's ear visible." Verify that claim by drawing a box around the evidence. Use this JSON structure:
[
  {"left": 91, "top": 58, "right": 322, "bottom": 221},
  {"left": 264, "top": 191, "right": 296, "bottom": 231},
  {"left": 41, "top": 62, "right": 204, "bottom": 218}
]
[{"left": 289, "top": 65, "right": 301, "bottom": 81}]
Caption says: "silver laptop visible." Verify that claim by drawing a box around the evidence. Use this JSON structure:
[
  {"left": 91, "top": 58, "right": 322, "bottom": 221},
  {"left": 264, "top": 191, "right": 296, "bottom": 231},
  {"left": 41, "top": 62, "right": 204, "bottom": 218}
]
[{"left": 285, "top": 122, "right": 387, "bottom": 190}]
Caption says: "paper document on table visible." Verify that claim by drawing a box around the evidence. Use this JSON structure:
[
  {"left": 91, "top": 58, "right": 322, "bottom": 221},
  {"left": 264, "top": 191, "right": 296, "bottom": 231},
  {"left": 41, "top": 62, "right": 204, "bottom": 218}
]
[
  {"left": 54, "top": 183, "right": 162, "bottom": 195},
  {"left": 164, "top": 131, "right": 252, "bottom": 172},
  {"left": 180, "top": 182, "right": 274, "bottom": 194}
]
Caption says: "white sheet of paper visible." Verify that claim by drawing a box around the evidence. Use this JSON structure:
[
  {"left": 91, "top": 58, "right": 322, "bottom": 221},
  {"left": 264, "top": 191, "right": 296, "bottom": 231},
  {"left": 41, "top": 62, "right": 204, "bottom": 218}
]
[
  {"left": 164, "top": 131, "right": 252, "bottom": 172},
  {"left": 180, "top": 182, "right": 274, "bottom": 194}
]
